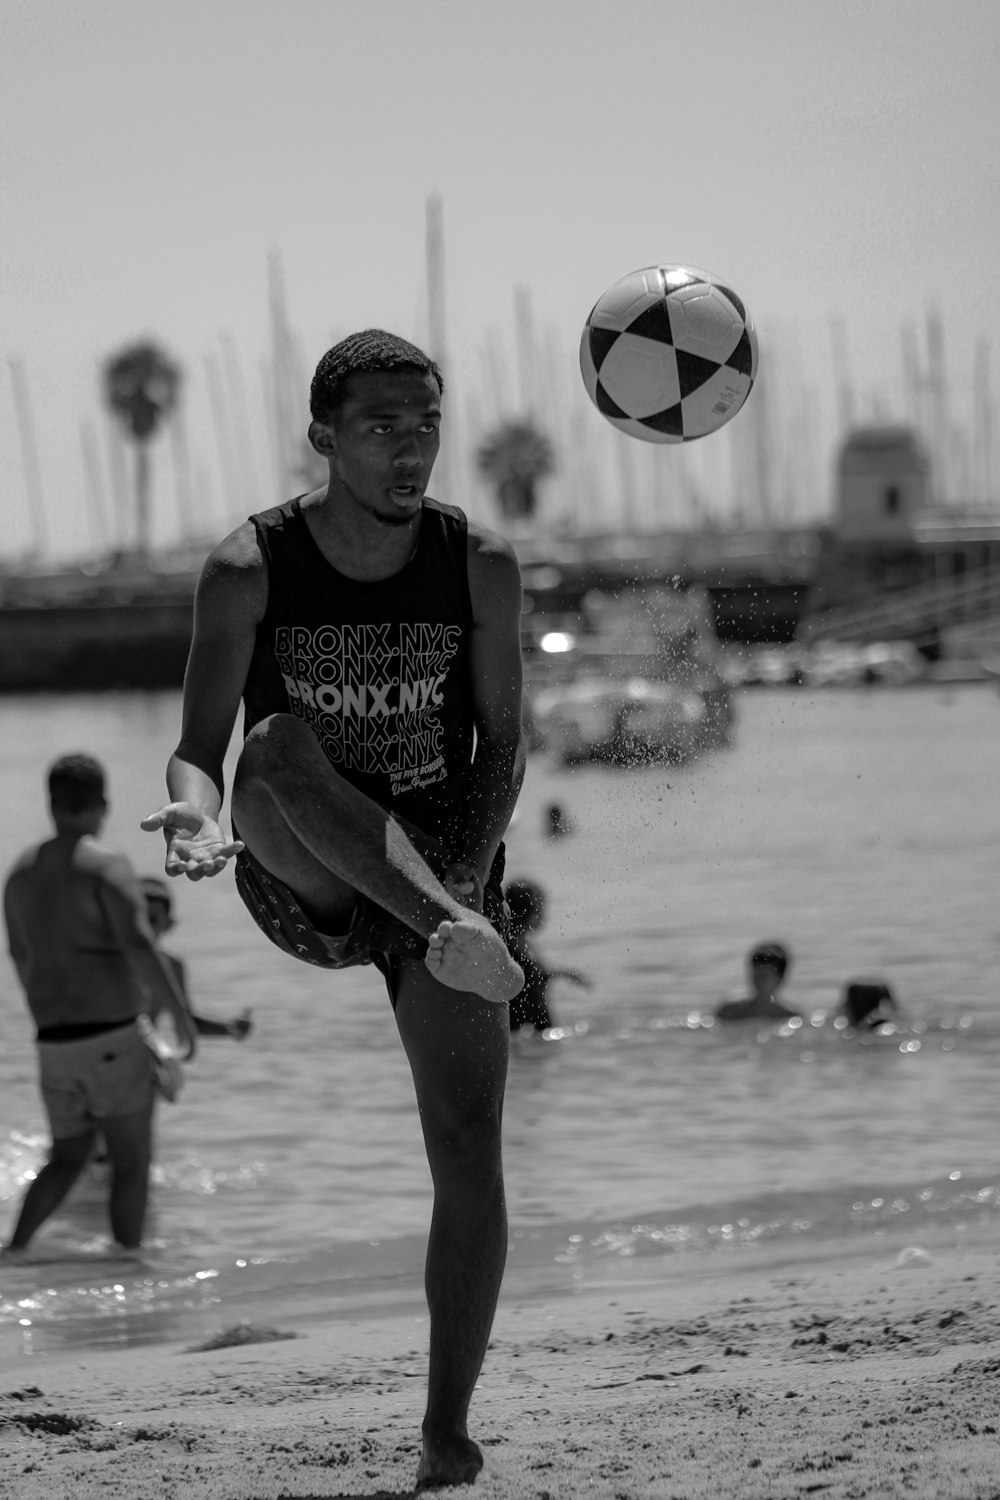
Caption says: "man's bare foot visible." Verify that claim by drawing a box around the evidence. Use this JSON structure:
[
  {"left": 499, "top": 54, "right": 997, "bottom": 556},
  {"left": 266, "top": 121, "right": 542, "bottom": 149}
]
[
  {"left": 415, "top": 1429, "right": 484, "bottom": 1490},
  {"left": 424, "top": 917, "right": 523, "bottom": 1004}
]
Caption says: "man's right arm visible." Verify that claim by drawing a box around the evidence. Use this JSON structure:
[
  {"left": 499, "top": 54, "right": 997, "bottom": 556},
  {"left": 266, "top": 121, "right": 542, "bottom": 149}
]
[{"left": 142, "top": 524, "right": 267, "bottom": 879}]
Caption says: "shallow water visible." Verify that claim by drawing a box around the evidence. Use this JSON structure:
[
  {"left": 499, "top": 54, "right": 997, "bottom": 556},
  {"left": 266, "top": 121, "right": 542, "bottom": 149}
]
[{"left": 1, "top": 684, "right": 997, "bottom": 1358}]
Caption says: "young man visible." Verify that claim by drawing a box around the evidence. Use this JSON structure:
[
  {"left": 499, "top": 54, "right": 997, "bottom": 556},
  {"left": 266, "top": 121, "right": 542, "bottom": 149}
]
[
  {"left": 2, "top": 755, "right": 197, "bottom": 1258},
  {"left": 715, "top": 940, "right": 801, "bottom": 1022},
  {"left": 141, "top": 329, "right": 525, "bottom": 1491}
]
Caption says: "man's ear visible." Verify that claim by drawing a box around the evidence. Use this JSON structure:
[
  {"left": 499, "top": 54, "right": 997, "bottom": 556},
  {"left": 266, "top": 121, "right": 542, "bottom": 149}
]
[{"left": 308, "top": 420, "right": 336, "bottom": 457}]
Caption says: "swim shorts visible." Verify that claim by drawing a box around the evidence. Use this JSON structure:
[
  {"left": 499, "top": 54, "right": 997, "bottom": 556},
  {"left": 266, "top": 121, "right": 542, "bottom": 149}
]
[
  {"left": 233, "top": 834, "right": 509, "bottom": 1005},
  {"left": 37, "top": 1021, "right": 156, "bottom": 1140}
]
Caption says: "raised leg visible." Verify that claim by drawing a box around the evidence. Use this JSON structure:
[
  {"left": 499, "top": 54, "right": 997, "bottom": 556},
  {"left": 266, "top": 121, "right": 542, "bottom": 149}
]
[
  {"left": 5, "top": 1130, "right": 96, "bottom": 1250},
  {"left": 393, "top": 960, "right": 510, "bottom": 1490},
  {"left": 232, "top": 715, "right": 521, "bottom": 1001},
  {"left": 98, "top": 1103, "right": 155, "bottom": 1250}
]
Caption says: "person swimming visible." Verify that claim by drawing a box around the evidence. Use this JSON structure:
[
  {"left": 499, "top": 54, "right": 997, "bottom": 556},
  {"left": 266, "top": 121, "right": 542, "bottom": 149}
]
[
  {"left": 140, "top": 877, "right": 252, "bottom": 1040},
  {"left": 715, "top": 941, "right": 801, "bottom": 1023},
  {"left": 544, "top": 802, "right": 572, "bottom": 839},
  {"left": 840, "top": 978, "right": 899, "bottom": 1031},
  {"left": 505, "top": 878, "right": 590, "bottom": 1032}
]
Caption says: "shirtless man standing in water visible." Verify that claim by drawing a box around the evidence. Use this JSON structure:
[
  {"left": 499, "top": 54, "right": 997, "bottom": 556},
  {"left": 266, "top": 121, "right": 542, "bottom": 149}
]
[
  {"left": 143, "top": 330, "right": 524, "bottom": 1490},
  {"left": 3, "top": 754, "right": 196, "bottom": 1258}
]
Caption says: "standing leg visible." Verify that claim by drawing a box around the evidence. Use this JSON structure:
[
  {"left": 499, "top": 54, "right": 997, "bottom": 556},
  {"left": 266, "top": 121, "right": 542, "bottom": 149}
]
[
  {"left": 98, "top": 1104, "right": 155, "bottom": 1250},
  {"left": 5, "top": 1131, "right": 96, "bottom": 1250},
  {"left": 393, "top": 960, "right": 510, "bottom": 1490}
]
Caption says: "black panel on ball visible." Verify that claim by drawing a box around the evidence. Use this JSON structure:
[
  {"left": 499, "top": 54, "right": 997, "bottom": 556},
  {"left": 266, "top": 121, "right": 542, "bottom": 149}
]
[
  {"left": 640, "top": 402, "right": 684, "bottom": 436},
  {"left": 588, "top": 324, "right": 621, "bottom": 373},
  {"left": 625, "top": 300, "right": 675, "bottom": 346},
  {"left": 675, "top": 349, "right": 722, "bottom": 399},
  {"left": 725, "top": 328, "right": 755, "bottom": 377},
  {"left": 594, "top": 380, "right": 630, "bottom": 419}
]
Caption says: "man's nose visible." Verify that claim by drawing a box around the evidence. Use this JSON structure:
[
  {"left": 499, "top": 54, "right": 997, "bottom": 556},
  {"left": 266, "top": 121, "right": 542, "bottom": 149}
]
[{"left": 393, "top": 438, "right": 422, "bottom": 468}]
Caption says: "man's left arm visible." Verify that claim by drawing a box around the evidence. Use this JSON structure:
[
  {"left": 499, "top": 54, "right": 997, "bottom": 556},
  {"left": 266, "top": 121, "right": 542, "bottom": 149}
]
[{"left": 449, "top": 528, "right": 526, "bottom": 905}]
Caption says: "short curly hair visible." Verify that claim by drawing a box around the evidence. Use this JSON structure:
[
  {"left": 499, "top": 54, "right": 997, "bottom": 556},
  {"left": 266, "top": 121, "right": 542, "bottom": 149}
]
[
  {"left": 310, "top": 329, "right": 444, "bottom": 424},
  {"left": 47, "top": 753, "right": 106, "bottom": 814}
]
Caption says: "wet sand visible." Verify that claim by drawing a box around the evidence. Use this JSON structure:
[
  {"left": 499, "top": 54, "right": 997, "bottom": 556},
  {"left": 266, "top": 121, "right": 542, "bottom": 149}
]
[{"left": 1, "top": 1241, "right": 997, "bottom": 1499}]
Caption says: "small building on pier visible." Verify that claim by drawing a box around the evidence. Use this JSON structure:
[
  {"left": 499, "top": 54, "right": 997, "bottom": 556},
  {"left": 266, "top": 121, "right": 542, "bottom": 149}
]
[{"left": 801, "top": 425, "right": 1000, "bottom": 655}]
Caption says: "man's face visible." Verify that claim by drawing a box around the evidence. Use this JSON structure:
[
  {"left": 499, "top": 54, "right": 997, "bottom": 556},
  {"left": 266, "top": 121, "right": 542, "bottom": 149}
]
[{"left": 316, "top": 369, "right": 442, "bottom": 526}]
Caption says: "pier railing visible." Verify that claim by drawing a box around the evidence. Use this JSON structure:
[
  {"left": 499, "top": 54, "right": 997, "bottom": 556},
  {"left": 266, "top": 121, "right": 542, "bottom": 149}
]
[{"left": 798, "top": 565, "right": 1000, "bottom": 646}]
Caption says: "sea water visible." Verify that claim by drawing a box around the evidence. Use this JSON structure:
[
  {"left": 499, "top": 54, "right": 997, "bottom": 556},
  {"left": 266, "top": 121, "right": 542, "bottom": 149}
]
[{"left": 1, "top": 684, "right": 997, "bottom": 1359}]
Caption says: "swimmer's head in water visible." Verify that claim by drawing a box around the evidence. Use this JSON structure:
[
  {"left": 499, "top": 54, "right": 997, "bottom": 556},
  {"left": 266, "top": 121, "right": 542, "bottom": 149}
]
[
  {"left": 843, "top": 979, "right": 896, "bottom": 1028},
  {"left": 505, "top": 879, "right": 546, "bottom": 935},
  {"left": 750, "top": 941, "right": 789, "bottom": 979},
  {"left": 140, "top": 875, "right": 175, "bottom": 932},
  {"left": 47, "top": 753, "right": 106, "bottom": 815}
]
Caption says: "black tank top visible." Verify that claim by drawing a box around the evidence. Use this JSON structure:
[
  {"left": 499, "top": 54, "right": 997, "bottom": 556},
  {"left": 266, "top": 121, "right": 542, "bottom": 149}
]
[{"left": 243, "top": 496, "right": 475, "bottom": 846}]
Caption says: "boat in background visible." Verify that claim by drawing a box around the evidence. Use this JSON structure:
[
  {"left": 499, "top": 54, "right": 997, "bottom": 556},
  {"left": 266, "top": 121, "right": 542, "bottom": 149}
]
[{"left": 524, "top": 581, "right": 735, "bottom": 765}]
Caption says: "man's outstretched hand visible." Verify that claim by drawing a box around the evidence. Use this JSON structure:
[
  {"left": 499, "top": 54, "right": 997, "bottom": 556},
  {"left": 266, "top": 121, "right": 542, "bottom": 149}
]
[{"left": 141, "top": 803, "right": 244, "bottom": 880}]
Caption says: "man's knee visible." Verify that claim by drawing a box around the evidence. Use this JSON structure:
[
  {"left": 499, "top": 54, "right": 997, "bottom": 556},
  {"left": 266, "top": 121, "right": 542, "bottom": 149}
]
[
  {"left": 237, "top": 713, "right": 315, "bottom": 786},
  {"left": 234, "top": 716, "right": 334, "bottom": 826}
]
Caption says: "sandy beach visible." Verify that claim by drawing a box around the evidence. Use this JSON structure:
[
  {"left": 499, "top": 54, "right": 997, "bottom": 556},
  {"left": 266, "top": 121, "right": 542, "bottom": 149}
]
[{"left": 1, "top": 1238, "right": 997, "bottom": 1500}]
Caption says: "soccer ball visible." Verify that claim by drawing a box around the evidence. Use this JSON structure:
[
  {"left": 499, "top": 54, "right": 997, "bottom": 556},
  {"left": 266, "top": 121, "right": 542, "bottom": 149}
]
[{"left": 579, "top": 264, "right": 758, "bottom": 443}]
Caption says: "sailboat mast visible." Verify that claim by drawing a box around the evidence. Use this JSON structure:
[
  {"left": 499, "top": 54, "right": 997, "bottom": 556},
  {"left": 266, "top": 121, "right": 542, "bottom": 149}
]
[
  {"left": 827, "top": 316, "right": 856, "bottom": 438},
  {"left": 8, "top": 357, "right": 48, "bottom": 559},
  {"left": 514, "top": 283, "right": 537, "bottom": 417},
  {"left": 971, "top": 337, "right": 996, "bottom": 510},
  {"left": 925, "top": 306, "right": 949, "bottom": 508},
  {"left": 425, "top": 193, "right": 454, "bottom": 505},
  {"left": 79, "top": 418, "right": 109, "bottom": 555},
  {"left": 268, "top": 249, "right": 297, "bottom": 496}
]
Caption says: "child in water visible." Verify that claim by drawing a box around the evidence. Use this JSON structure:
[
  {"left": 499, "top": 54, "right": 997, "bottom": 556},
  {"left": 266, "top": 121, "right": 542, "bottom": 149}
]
[
  {"left": 90, "top": 881, "right": 251, "bottom": 1168},
  {"left": 715, "top": 941, "right": 801, "bottom": 1022},
  {"left": 839, "top": 978, "right": 899, "bottom": 1031},
  {"left": 505, "top": 879, "right": 590, "bottom": 1032},
  {"left": 140, "top": 877, "right": 252, "bottom": 1041}
]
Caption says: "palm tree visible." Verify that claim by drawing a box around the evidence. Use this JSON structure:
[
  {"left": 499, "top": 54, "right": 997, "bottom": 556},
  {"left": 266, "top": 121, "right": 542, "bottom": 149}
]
[
  {"left": 104, "top": 340, "right": 181, "bottom": 556},
  {"left": 476, "top": 418, "right": 555, "bottom": 523}
]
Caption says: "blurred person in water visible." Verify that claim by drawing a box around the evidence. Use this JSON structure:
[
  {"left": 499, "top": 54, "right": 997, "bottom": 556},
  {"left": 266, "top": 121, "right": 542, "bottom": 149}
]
[
  {"left": 544, "top": 801, "right": 573, "bottom": 839},
  {"left": 140, "top": 877, "right": 252, "bottom": 1041},
  {"left": 505, "top": 878, "right": 591, "bottom": 1033},
  {"left": 839, "top": 978, "right": 900, "bottom": 1031},
  {"left": 715, "top": 940, "right": 801, "bottom": 1022},
  {"left": 89, "top": 878, "right": 252, "bottom": 1171},
  {"left": 2, "top": 755, "right": 196, "bottom": 1259}
]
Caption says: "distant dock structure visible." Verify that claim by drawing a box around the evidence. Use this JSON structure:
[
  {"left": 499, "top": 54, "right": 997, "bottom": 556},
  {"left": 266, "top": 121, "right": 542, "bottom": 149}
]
[{"left": 800, "top": 424, "right": 1000, "bottom": 659}]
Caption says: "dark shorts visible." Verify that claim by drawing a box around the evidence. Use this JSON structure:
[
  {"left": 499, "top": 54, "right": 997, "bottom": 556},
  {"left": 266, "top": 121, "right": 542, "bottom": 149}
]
[
  {"left": 37, "top": 1021, "right": 156, "bottom": 1139},
  {"left": 233, "top": 835, "right": 509, "bottom": 1006}
]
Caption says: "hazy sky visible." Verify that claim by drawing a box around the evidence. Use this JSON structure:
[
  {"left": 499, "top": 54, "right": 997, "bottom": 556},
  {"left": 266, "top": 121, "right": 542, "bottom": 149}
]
[{"left": 2, "top": 0, "right": 998, "bottom": 559}]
